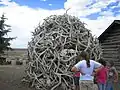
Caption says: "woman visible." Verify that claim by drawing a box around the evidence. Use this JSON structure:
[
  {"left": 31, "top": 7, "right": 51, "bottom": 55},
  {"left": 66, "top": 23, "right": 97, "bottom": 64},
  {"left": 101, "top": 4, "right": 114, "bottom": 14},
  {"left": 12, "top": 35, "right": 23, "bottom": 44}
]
[{"left": 71, "top": 51, "right": 102, "bottom": 90}]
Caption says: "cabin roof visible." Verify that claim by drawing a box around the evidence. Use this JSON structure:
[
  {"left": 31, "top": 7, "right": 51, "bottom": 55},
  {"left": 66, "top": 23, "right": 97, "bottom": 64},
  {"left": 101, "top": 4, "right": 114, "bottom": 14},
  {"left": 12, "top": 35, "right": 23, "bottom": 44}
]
[{"left": 98, "top": 20, "right": 120, "bottom": 41}]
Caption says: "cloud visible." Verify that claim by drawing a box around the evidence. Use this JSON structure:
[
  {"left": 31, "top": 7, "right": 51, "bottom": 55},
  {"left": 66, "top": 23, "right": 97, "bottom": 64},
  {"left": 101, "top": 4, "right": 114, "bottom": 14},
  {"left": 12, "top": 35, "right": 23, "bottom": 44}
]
[
  {"left": 64, "top": 0, "right": 120, "bottom": 36},
  {"left": 0, "top": 0, "right": 18, "bottom": 6},
  {"left": 0, "top": 0, "right": 65, "bottom": 48},
  {"left": 110, "top": 1, "right": 120, "bottom": 10},
  {"left": 80, "top": 17, "right": 114, "bottom": 37},
  {"left": 64, "top": 0, "right": 118, "bottom": 17},
  {"left": 0, "top": 0, "right": 120, "bottom": 48},
  {"left": 64, "top": 0, "right": 100, "bottom": 16},
  {"left": 89, "top": 0, "right": 117, "bottom": 9},
  {"left": 48, "top": 4, "right": 52, "bottom": 6},
  {"left": 99, "top": 10, "right": 114, "bottom": 17},
  {"left": 40, "top": 0, "right": 46, "bottom": 1}
]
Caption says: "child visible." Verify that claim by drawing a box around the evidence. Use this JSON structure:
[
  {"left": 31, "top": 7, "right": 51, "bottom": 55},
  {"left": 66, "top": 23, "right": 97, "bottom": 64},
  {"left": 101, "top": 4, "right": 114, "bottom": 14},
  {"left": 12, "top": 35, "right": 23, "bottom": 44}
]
[
  {"left": 73, "top": 55, "right": 81, "bottom": 90},
  {"left": 73, "top": 71, "right": 80, "bottom": 90},
  {"left": 96, "top": 58, "right": 108, "bottom": 90},
  {"left": 106, "top": 60, "right": 118, "bottom": 90}
]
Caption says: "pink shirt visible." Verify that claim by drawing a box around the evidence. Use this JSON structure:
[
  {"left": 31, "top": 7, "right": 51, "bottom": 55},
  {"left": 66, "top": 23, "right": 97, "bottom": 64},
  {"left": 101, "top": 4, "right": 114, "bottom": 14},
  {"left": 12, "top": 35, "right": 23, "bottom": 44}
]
[
  {"left": 73, "top": 72, "right": 80, "bottom": 77},
  {"left": 96, "top": 67, "right": 107, "bottom": 84}
]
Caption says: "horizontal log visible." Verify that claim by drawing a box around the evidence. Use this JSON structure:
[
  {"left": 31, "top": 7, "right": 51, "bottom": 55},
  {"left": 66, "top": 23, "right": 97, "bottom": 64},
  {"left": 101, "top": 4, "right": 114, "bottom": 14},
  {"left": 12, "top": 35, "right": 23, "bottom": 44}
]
[
  {"left": 102, "top": 52, "right": 118, "bottom": 56},
  {"left": 102, "top": 58, "right": 119, "bottom": 61},
  {"left": 103, "top": 39, "right": 120, "bottom": 43},
  {"left": 102, "top": 53, "right": 119, "bottom": 57},
  {"left": 102, "top": 56, "right": 119, "bottom": 59},
  {"left": 109, "top": 29, "right": 120, "bottom": 33},
  {"left": 101, "top": 45, "right": 120, "bottom": 48},
  {"left": 102, "top": 47, "right": 120, "bottom": 53},
  {"left": 102, "top": 51, "right": 119, "bottom": 55},
  {"left": 102, "top": 55, "right": 119, "bottom": 58},
  {"left": 102, "top": 48, "right": 118, "bottom": 51},
  {"left": 102, "top": 50, "right": 117, "bottom": 53},
  {"left": 105, "top": 32, "right": 120, "bottom": 37},
  {"left": 115, "top": 66, "right": 120, "bottom": 71},
  {"left": 116, "top": 68, "right": 120, "bottom": 71},
  {"left": 114, "top": 62, "right": 120, "bottom": 66},
  {"left": 105, "top": 35, "right": 120, "bottom": 40},
  {"left": 101, "top": 40, "right": 120, "bottom": 45},
  {"left": 102, "top": 53, "right": 118, "bottom": 56},
  {"left": 103, "top": 33, "right": 120, "bottom": 41},
  {"left": 102, "top": 51, "right": 118, "bottom": 54},
  {"left": 102, "top": 47, "right": 119, "bottom": 50},
  {"left": 114, "top": 63, "right": 120, "bottom": 67}
]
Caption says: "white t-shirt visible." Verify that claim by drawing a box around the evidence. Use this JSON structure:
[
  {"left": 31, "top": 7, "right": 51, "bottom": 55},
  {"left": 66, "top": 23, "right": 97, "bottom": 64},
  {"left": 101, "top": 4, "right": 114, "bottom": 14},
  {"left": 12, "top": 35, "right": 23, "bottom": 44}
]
[{"left": 75, "top": 60, "right": 101, "bottom": 81}]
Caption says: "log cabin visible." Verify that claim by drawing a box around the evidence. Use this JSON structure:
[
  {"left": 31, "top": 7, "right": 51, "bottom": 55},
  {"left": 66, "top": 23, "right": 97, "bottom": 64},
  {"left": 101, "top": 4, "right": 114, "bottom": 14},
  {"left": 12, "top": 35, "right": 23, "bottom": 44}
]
[{"left": 98, "top": 20, "right": 120, "bottom": 71}]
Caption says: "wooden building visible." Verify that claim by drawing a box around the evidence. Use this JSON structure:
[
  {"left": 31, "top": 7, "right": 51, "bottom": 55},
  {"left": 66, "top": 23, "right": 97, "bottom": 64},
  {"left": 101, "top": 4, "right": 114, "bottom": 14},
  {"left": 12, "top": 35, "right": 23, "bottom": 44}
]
[{"left": 98, "top": 20, "right": 120, "bottom": 71}]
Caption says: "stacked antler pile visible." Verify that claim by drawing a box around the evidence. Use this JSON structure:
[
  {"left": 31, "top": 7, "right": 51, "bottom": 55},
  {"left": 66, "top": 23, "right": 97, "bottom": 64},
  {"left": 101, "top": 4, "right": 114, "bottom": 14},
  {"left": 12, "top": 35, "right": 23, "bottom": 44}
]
[{"left": 23, "top": 14, "right": 102, "bottom": 90}]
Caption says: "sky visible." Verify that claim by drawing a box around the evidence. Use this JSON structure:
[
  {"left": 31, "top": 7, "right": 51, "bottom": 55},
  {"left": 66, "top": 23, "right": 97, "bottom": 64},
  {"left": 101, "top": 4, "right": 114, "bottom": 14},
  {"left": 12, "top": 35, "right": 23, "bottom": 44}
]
[{"left": 0, "top": 0, "right": 120, "bottom": 48}]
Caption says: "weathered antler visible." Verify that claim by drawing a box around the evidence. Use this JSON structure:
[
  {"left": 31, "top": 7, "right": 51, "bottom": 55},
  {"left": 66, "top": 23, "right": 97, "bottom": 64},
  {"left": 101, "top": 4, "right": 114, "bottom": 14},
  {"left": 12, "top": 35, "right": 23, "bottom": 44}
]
[{"left": 22, "top": 14, "right": 102, "bottom": 90}]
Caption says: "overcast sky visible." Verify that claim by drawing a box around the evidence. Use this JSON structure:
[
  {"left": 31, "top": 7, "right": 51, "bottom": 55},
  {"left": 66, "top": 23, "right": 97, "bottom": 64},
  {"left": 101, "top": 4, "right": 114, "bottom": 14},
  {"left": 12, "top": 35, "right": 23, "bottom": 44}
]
[{"left": 0, "top": 0, "right": 120, "bottom": 48}]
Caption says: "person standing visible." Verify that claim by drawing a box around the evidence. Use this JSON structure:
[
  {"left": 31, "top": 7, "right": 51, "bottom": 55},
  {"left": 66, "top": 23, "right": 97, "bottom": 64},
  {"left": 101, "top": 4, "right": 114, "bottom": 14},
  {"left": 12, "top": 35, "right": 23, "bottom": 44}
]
[
  {"left": 71, "top": 51, "right": 102, "bottom": 90},
  {"left": 106, "top": 60, "right": 118, "bottom": 90},
  {"left": 95, "top": 59, "right": 108, "bottom": 90},
  {"left": 73, "top": 56, "right": 81, "bottom": 90},
  {"left": 73, "top": 71, "right": 81, "bottom": 90}
]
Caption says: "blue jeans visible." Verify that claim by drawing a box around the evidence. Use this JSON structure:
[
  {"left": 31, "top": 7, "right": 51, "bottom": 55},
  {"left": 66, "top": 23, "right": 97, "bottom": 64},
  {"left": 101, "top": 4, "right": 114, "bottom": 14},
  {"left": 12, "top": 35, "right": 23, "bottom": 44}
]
[
  {"left": 110, "top": 87, "right": 113, "bottom": 90},
  {"left": 106, "top": 82, "right": 113, "bottom": 90},
  {"left": 98, "top": 83, "right": 106, "bottom": 90}
]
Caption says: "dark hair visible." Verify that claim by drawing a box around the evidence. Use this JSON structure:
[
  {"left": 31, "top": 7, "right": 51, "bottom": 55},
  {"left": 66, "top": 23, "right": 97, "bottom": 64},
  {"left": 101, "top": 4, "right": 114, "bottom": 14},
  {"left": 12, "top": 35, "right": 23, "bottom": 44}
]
[
  {"left": 109, "top": 60, "right": 114, "bottom": 67},
  {"left": 80, "top": 51, "right": 90, "bottom": 67},
  {"left": 98, "top": 58, "right": 106, "bottom": 66}
]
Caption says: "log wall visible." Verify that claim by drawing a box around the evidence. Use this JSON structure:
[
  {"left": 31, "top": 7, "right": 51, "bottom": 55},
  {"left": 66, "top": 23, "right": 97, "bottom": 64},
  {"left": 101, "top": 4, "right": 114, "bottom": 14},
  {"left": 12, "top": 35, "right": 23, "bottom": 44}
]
[{"left": 100, "top": 28, "right": 120, "bottom": 71}]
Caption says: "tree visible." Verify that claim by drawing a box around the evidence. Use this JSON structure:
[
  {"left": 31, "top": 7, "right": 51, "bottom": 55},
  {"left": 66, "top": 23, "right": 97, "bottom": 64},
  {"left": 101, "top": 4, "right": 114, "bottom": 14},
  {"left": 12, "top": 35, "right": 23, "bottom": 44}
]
[{"left": 0, "top": 14, "right": 15, "bottom": 56}]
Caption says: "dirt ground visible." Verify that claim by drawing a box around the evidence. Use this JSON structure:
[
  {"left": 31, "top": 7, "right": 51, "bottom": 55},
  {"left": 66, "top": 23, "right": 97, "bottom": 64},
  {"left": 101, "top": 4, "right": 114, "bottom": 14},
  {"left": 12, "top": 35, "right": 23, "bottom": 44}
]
[
  {"left": 0, "top": 65, "right": 120, "bottom": 90},
  {"left": 0, "top": 65, "right": 36, "bottom": 90},
  {"left": 0, "top": 65, "right": 98, "bottom": 90}
]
